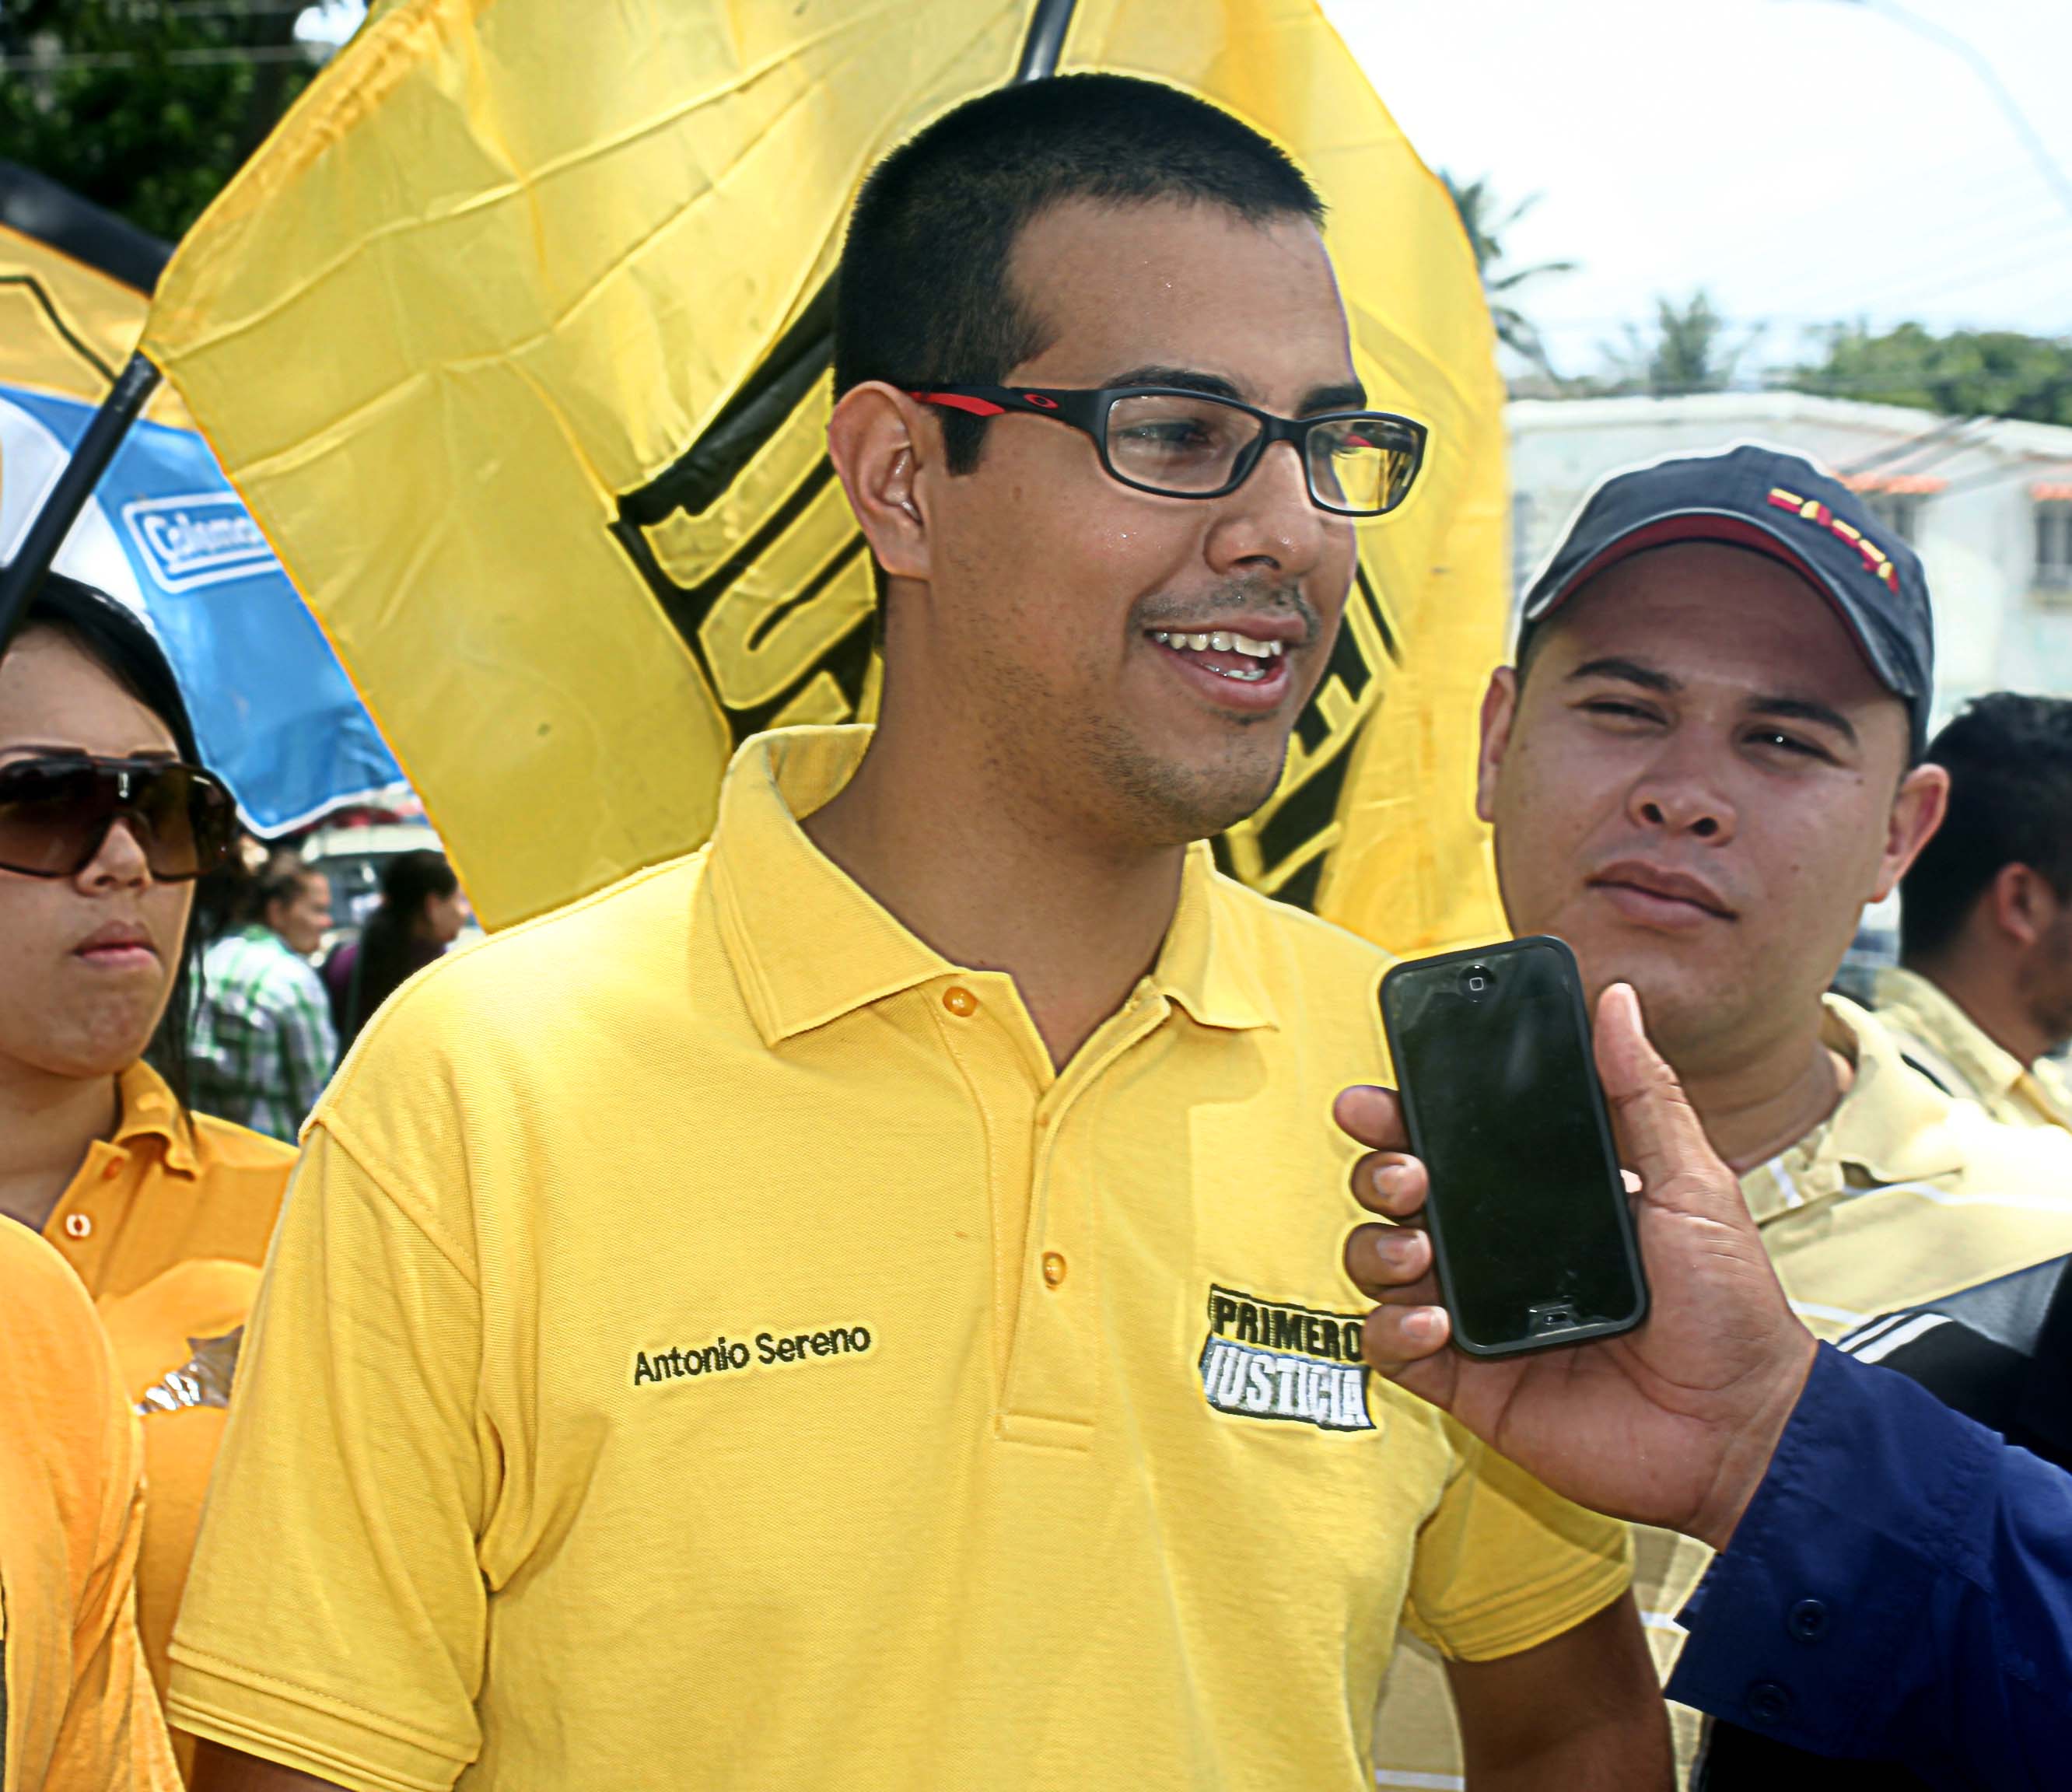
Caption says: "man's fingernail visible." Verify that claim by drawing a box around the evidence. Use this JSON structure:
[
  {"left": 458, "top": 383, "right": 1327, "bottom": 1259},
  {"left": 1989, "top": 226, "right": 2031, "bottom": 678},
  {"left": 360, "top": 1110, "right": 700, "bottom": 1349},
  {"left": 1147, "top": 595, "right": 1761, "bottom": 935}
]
[
  {"left": 1377, "top": 1230, "right": 1416, "bottom": 1265},
  {"left": 1403, "top": 1309, "right": 1440, "bottom": 1344}
]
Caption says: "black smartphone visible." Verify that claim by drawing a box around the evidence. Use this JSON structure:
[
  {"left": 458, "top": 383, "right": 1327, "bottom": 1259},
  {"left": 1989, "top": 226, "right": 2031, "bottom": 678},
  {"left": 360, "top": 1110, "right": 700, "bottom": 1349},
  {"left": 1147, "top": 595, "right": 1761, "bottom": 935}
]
[{"left": 1378, "top": 935, "right": 1647, "bottom": 1358}]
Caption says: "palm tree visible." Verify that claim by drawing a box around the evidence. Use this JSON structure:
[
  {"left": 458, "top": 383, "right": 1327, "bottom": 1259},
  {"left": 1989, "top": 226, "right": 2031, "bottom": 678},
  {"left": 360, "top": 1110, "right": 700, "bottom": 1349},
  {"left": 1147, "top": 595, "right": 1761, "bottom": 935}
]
[
  {"left": 1441, "top": 172, "right": 1577, "bottom": 382},
  {"left": 1605, "top": 291, "right": 1755, "bottom": 396}
]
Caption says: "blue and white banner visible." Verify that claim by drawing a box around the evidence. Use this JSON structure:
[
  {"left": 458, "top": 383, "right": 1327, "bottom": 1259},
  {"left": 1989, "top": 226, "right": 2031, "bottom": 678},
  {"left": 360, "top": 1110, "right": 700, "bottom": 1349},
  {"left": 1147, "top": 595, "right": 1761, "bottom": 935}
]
[{"left": 0, "top": 381, "right": 403, "bottom": 835}]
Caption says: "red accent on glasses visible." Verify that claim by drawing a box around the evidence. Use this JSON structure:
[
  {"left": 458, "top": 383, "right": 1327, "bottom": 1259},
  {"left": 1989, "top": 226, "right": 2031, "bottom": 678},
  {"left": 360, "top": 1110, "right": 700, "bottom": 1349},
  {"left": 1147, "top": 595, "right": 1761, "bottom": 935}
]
[
  {"left": 909, "top": 391, "right": 1006, "bottom": 417},
  {"left": 1021, "top": 393, "right": 1060, "bottom": 410}
]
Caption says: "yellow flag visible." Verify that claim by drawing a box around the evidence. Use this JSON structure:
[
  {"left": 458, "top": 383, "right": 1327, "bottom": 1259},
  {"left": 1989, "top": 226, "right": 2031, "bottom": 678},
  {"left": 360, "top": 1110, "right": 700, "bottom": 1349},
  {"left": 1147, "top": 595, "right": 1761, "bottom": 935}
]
[
  {"left": 145, "top": 0, "right": 1506, "bottom": 949},
  {"left": 0, "top": 212, "right": 191, "bottom": 422}
]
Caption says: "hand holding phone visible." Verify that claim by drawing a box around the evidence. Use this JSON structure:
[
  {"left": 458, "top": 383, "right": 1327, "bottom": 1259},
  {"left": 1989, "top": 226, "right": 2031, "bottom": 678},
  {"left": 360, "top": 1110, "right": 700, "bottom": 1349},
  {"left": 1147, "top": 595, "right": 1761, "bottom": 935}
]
[
  {"left": 1340, "top": 983, "right": 1815, "bottom": 1549},
  {"left": 1378, "top": 936, "right": 1647, "bottom": 1357}
]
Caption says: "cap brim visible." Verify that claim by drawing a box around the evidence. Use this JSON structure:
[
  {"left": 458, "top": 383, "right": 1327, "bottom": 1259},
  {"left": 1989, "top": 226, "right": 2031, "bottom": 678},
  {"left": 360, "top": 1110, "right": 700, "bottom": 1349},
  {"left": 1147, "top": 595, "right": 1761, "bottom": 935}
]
[{"left": 1526, "top": 509, "right": 1922, "bottom": 705}]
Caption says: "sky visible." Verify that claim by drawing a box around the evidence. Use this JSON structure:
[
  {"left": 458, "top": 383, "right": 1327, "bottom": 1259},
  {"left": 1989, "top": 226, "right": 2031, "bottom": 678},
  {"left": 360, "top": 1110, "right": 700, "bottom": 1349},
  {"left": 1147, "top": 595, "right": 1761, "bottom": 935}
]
[
  {"left": 1321, "top": 0, "right": 2072, "bottom": 381},
  {"left": 290, "top": 0, "right": 2071, "bottom": 383}
]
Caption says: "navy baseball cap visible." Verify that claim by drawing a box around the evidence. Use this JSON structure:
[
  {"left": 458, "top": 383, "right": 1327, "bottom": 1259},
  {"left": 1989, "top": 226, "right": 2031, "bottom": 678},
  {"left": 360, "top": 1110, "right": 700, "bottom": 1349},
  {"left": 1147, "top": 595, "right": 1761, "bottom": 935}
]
[{"left": 1518, "top": 444, "right": 1935, "bottom": 757}]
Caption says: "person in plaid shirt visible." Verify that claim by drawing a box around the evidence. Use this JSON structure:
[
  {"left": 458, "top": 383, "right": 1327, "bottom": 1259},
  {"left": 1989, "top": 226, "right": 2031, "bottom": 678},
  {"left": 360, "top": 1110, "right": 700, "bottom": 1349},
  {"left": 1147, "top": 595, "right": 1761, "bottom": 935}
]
[{"left": 191, "top": 854, "right": 338, "bottom": 1141}]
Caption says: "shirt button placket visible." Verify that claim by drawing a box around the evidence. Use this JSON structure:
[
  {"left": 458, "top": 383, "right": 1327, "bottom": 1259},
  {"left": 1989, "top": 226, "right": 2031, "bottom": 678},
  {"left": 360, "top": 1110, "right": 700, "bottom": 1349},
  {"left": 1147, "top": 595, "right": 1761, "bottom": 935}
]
[
  {"left": 1745, "top": 1679, "right": 1795, "bottom": 1725},
  {"left": 1786, "top": 1598, "right": 1829, "bottom": 1643}
]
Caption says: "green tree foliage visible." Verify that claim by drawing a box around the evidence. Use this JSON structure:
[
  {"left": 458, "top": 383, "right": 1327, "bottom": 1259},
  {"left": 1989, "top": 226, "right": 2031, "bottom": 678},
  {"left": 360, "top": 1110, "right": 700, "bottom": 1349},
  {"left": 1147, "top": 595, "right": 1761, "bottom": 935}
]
[
  {"left": 1790, "top": 323, "right": 2072, "bottom": 426},
  {"left": 1441, "top": 171, "right": 1576, "bottom": 380},
  {"left": 0, "top": 0, "right": 317, "bottom": 243},
  {"left": 1602, "top": 290, "right": 1753, "bottom": 397}
]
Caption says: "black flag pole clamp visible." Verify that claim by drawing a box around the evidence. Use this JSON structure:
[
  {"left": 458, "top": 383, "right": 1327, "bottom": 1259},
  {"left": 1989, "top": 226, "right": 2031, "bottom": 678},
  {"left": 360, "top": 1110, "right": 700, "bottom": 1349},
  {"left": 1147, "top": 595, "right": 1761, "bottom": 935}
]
[{"left": 0, "top": 349, "right": 162, "bottom": 659}]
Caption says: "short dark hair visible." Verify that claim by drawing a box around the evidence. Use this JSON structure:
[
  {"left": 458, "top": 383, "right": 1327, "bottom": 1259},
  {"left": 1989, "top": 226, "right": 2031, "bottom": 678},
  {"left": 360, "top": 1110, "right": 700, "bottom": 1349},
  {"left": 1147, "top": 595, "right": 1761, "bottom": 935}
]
[
  {"left": 834, "top": 72, "right": 1324, "bottom": 478},
  {"left": 254, "top": 850, "right": 320, "bottom": 920},
  {"left": 13, "top": 570, "right": 213, "bottom": 1108},
  {"left": 1899, "top": 694, "right": 2072, "bottom": 961}
]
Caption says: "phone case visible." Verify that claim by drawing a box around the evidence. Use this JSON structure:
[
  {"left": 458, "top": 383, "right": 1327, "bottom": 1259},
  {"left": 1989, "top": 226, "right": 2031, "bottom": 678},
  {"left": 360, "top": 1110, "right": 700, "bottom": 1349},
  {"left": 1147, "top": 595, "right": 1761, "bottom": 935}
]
[{"left": 1379, "top": 935, "right": 1648, "bottom": 1359}]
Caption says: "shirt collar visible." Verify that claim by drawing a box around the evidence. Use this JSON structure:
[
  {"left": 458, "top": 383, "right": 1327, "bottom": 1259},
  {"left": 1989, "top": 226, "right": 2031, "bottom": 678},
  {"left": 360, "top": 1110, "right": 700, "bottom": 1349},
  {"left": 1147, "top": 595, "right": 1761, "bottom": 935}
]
[
  {"left": 1144, "top": 840, "right": 1276, "bottom": 1033},
  {"left": 1871, "top": 965, "right": 2029, "bottom": 1106},
  {"left": 1796, "top": 995, "right": 1968, "bottom": 1188},
  {"left": 709, "top": 726, "right": 1274, "bottom": 1047},
  {"left": 114, "top": 1059, "right": 198, "bottom": 1176}
]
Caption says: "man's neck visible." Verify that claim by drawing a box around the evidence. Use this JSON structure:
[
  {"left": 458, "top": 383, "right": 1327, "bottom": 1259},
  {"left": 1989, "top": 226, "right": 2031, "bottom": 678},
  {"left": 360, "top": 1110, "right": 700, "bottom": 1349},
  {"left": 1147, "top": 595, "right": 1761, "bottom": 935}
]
[
  {"left": 1670, "top": 1015, "right": 1849, "bottom": 1175},
  {"left": 1902, "top": 952, "right": 2047, "bottom": 1069},
  {"left": 801, "top": 709, "right": 1186, "bottom": 1071},
  {"left": 0, "top": 1061, "right": 117, "bottom": 1234}
]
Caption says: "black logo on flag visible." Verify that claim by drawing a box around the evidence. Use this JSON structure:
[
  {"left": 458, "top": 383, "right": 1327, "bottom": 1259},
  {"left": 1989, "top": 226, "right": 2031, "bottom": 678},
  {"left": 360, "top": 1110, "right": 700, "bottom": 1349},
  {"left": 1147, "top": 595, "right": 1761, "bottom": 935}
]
[{"left": 607, "top": 287, "right": 1402, "bottom": 909}]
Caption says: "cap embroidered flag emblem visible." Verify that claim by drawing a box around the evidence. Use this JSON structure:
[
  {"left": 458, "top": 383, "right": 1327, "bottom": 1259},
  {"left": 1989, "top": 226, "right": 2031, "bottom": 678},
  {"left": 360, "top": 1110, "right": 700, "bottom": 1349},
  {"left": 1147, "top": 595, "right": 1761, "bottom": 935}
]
[{"left": 1767, "top": 485, "right": 1900, "bottom": 589}]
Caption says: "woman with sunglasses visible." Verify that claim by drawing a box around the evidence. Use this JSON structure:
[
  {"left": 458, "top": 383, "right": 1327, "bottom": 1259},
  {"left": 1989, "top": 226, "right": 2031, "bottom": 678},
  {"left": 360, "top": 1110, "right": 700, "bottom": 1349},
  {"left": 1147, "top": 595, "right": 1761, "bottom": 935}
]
[{"left": 0, "top": 572, "right": 296, "bottom": 1776}]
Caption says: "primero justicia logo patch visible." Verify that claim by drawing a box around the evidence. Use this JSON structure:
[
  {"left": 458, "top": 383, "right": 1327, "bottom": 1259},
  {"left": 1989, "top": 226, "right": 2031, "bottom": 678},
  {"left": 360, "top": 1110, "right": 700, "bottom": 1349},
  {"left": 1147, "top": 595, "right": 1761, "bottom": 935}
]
[{"left": 1199, "top": 1285, "right": 1375, "bottom": 1433}]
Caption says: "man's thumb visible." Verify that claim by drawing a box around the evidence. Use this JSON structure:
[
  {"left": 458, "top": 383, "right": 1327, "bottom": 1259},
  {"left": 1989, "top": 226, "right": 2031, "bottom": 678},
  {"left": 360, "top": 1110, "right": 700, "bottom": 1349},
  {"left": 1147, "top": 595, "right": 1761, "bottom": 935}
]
[{"left": 1594, "top": 983, "right": 1737, "bottom": 1221}]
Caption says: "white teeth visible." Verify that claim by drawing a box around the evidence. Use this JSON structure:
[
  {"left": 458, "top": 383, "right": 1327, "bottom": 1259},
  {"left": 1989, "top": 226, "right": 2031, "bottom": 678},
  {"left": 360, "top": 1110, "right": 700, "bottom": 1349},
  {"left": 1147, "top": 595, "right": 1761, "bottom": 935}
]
[
  {"left": 1149, "top": 628, "right": 1286, "bottom": 662},
  {"left": 1212, "top": 663, "right": 1268, "bottom": 681}
]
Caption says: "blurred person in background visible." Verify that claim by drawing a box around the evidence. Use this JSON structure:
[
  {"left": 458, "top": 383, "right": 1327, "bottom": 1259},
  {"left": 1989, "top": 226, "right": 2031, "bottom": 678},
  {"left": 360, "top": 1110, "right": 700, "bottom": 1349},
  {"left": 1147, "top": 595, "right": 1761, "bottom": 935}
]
[
  {"left": 0, "top": 1220, "right": 179, "bottom": 1791},
  {"left": 1878, "top": 693, "right": 2072, "bottom": 1131},
  {"left": 320, "top": 849, "right": 467, "bottom": 1050},
  {"left": 189, "top": 851, "right": 337, "bottom": 1142},
  {"left": 0, "top": 572, "right": 297, "bottom": 1777}
]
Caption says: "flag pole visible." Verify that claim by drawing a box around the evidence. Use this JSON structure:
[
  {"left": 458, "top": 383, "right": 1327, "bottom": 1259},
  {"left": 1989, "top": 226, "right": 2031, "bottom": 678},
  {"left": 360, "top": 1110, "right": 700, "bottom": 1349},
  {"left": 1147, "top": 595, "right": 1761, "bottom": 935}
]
[
  {"left": 1014, "top": 0, "right": 1078, "bottom": 80},
  {"left": 0, "top": 349, "right": 162, "bottom": 658}
]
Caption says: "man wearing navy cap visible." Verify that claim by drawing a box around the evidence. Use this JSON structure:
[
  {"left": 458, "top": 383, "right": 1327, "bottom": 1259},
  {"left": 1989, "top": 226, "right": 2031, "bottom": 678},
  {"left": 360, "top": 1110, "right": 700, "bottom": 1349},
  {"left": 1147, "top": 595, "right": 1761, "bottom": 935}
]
[{"left": 1370, "top": 444, "right": 2072, "bottom": 1783}]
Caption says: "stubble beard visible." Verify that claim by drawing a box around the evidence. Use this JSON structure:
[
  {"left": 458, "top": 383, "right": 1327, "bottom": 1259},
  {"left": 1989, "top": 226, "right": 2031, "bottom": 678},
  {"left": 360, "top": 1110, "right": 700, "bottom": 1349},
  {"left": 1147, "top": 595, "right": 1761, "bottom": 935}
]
[{"left": 1080, "top": 709, "right": 1293, "bottom": 849}]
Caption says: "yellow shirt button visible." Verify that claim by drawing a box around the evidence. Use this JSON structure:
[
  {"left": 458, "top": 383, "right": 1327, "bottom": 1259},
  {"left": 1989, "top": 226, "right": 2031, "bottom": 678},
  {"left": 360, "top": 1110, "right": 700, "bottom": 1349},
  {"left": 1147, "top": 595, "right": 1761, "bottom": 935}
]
[
  {"left": 1041, "top": 1250, "right": 1067, "bottom": 1289},
  {"left": 65, "top": 1213, "right": 93, "bottom": 1239},
  {"left": 943, "top": 986, "right": 978, "bottom": 1017}
]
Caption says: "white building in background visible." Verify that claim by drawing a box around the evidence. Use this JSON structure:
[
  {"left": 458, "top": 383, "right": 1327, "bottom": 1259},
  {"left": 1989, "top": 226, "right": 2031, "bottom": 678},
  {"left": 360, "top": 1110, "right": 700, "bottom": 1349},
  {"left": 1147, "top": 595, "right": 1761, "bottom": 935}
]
[{"left": 1507, "top": 393, "right": 2072, "bottom": 729}]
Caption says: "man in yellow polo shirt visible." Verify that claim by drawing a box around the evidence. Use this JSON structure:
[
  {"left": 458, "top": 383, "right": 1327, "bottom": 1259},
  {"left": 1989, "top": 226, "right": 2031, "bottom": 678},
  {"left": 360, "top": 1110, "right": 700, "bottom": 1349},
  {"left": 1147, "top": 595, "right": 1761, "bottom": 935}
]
[
  {"left": 0, "top": 1218, "right": 178, "bottom": 1792},
  {"left": 172, "top": 76, "right": 1671, "bottom": 1792},
  {"left": 1368, "top": 446, "right": 2072, "bottom": 1787},
  {"left": 1874, "top": 694, "right": 2072, "bottom": 1131}
]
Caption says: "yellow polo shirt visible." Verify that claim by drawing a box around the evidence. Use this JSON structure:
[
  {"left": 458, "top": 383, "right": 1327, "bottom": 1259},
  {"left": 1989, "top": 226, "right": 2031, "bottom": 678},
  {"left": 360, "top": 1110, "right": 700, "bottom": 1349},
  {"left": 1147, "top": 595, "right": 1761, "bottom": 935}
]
[
  {"left": 1370, "top": 993, "right": 2072, "bottom": 1787},
  {"left": 1872, "top": 964, "right": 2072, "bottom": 1132},
  {"left": 0, "top": 1219, "right": 178, "bottom": 1792},
  {"left": 168, "top": 725, "right": 1629, "bottom": 1792},
  {"left": 41, "top": 1061, "right": 293, "bottom": 1776}
]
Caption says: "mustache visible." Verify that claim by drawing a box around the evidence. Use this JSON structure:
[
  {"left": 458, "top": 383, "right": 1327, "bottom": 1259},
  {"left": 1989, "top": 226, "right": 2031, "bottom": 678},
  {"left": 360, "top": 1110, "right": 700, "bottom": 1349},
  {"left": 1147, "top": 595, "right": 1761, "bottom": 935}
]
[{"left": 1130, "top": 583, "right": 1321, "bottom": 646}]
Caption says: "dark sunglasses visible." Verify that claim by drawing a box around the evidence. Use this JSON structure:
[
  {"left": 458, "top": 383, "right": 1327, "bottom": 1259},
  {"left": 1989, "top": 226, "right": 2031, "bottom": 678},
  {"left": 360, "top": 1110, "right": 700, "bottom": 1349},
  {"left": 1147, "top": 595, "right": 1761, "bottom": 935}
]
[
  {"left": 905, "top": 383, "right": 1428, "bottom": 517},
  {"left": 0, "top": 754, "right": 238, "bottom": 881}
]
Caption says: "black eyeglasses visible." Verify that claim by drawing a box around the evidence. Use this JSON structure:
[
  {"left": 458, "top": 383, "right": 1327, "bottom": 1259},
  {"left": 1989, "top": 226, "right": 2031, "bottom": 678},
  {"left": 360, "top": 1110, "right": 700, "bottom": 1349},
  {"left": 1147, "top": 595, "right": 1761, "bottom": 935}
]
[
  {"left": 0, "top": 754, "right": 238, "bottom": 880},
  {"left": 905, "top": 383, "right": 1427, "bottom": 517}
]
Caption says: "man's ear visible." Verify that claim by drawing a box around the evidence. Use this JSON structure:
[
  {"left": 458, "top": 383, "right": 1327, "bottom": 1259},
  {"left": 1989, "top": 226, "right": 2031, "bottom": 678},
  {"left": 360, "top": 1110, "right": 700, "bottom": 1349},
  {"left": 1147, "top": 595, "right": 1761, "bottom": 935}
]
[
  {"left": 1988, "top": 861, "right": 2057, "bottom": 950},
  {"left": 1870, "top": 761, "right": 1950, "bottom": 902},
  {"left": 825, "top": 382, "right": 931, "bottom": 585},
  {"left": 1475, "top": 668, "right": 1520, "bottom": 825}
]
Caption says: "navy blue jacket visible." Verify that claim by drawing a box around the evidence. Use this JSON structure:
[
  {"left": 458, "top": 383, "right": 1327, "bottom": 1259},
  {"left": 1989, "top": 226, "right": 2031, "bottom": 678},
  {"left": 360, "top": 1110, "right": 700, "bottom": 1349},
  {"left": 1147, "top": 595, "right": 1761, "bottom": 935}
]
[{"left": 1668, "top": 1343, "right": 2072, "bottom": 1789}]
